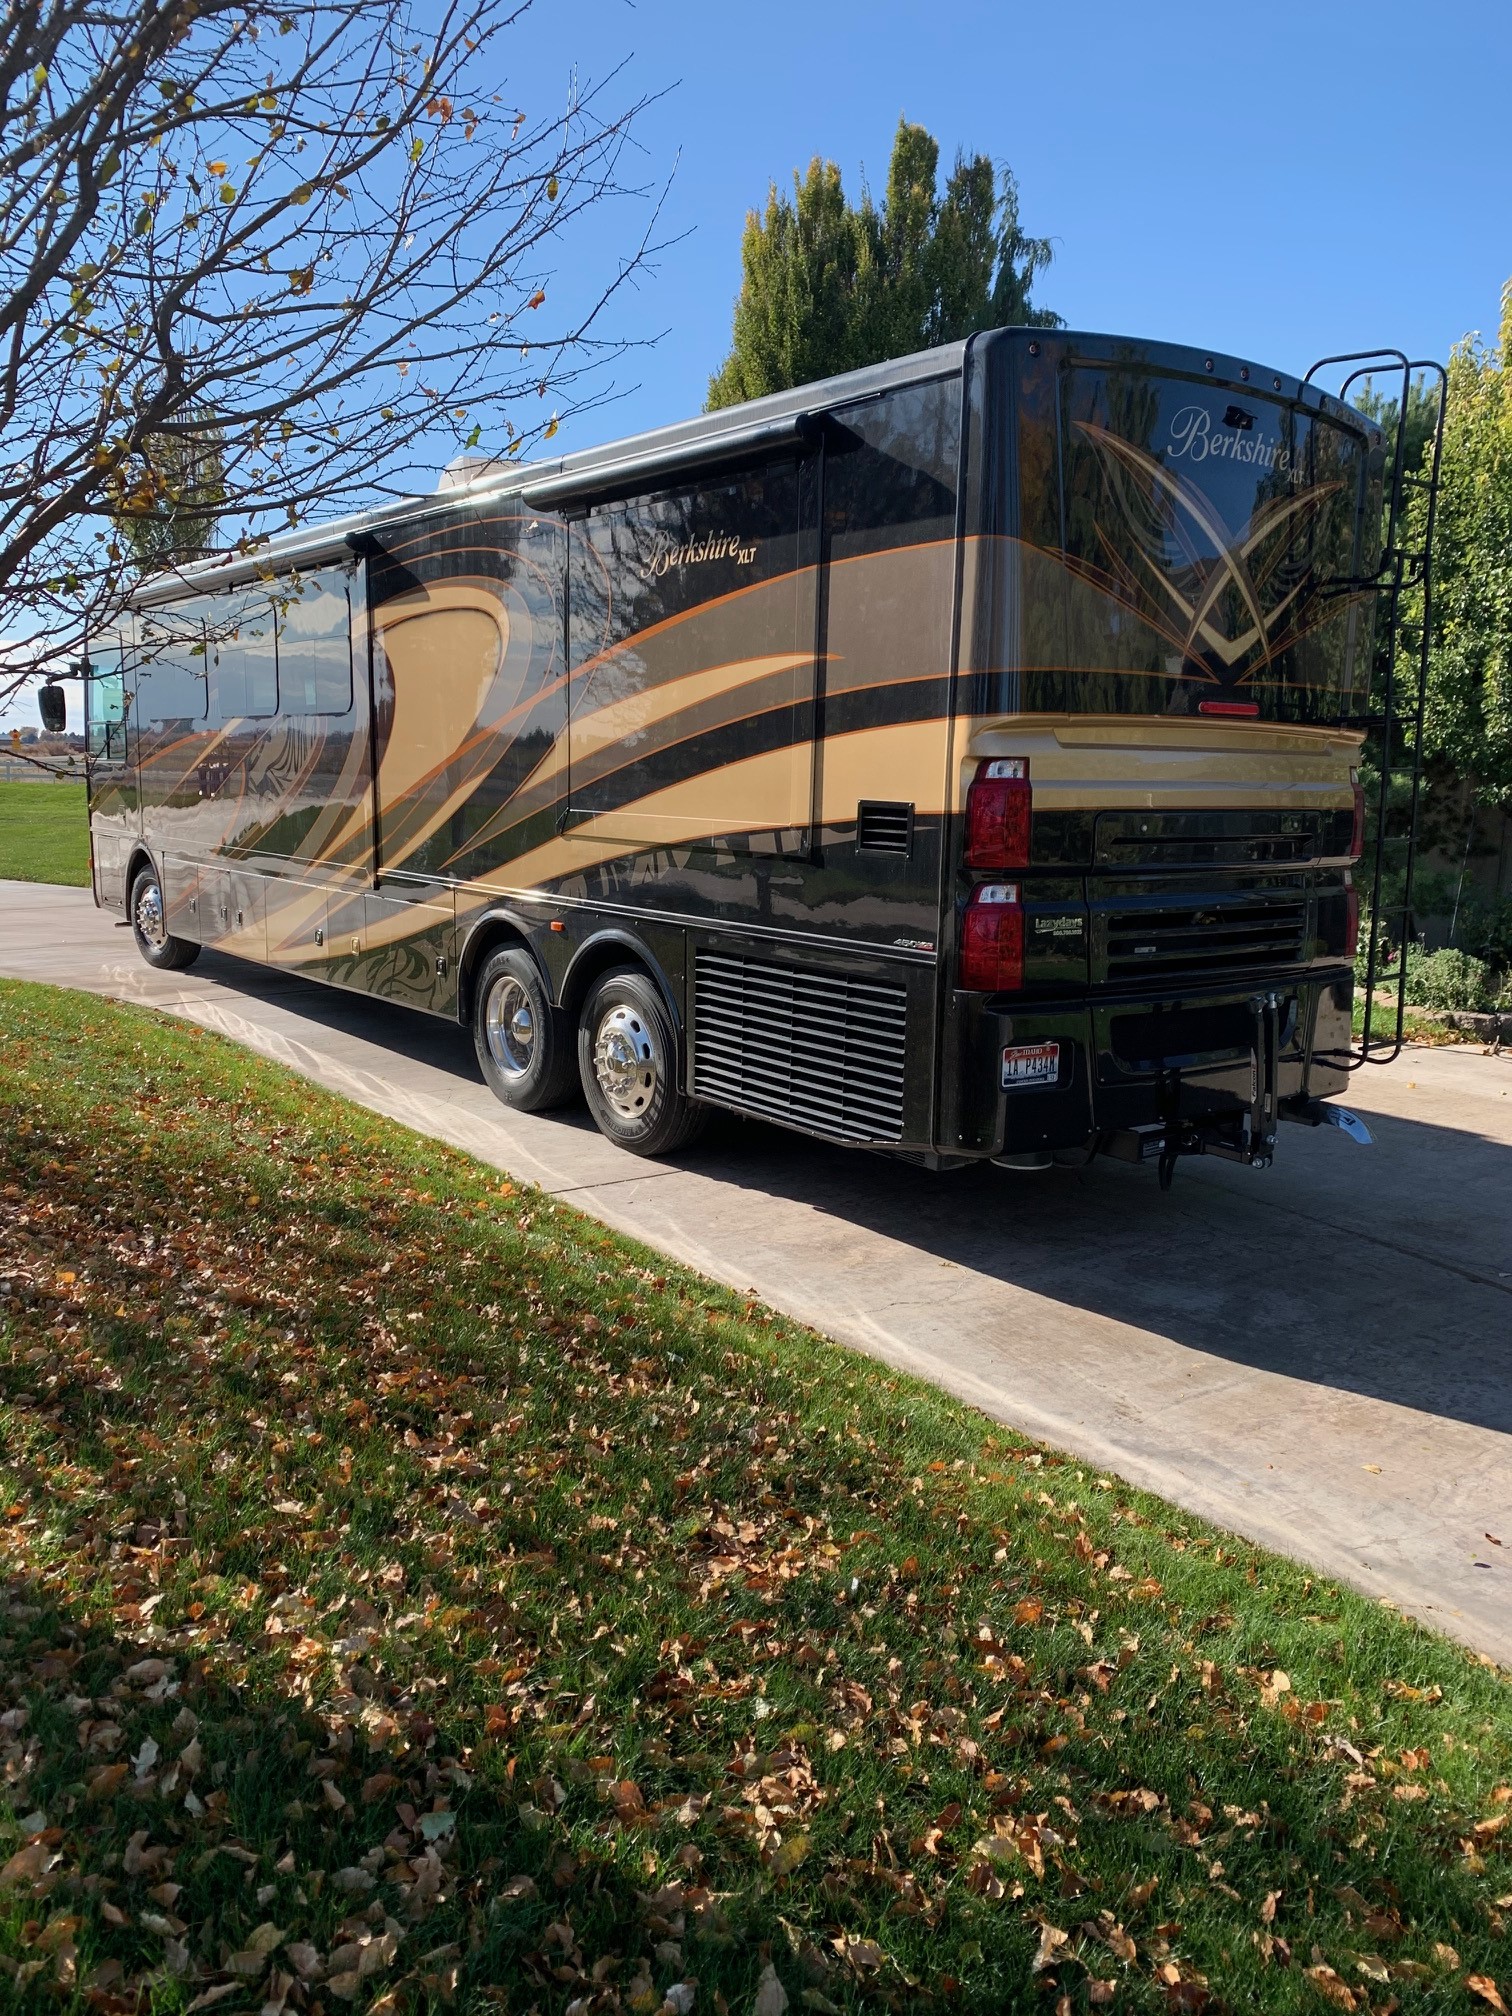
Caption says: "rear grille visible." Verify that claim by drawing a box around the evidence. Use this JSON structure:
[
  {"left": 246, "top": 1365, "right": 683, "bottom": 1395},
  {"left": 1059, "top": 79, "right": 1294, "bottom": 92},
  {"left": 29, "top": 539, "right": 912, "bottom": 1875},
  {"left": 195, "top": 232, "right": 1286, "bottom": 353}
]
[
  {"left": 692, "top": 950, "right": 907, "bottom": 1142},
  {"left": 856, "top": 800, "right": 914, "bottom": 855},
  {"left": 1104, "top": 896, "right": 1307, "bottom": 981}
]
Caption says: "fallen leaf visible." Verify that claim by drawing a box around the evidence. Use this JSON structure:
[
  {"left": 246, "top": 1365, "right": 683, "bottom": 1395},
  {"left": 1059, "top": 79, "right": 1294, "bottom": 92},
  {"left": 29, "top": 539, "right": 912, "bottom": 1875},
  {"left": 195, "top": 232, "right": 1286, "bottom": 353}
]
[
  {"left": 765, "top": 1834, "right": 809, "bottom": 1877},
  {"left": 0, "top": 1840, "right": 51, "bottom": 1887},
  {"left": 753, "top": 1962, "right": 789, "bottom": 2015},
  {"left": 1032, "top": 1923, "right": 1069, "bottom": 1973},
  {"left": 1467, "top": 1981, "right": 1508, "bottom": 2016},
  {"left": 1303, "top": 1963, "right": 1355, "bottom": 2010}
]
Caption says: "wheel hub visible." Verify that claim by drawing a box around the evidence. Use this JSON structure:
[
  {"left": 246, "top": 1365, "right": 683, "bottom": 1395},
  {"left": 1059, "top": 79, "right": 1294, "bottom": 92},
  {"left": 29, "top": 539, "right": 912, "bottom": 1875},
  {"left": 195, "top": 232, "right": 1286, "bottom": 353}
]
[
  {"left": 484, "top": 976, "right": 536, "bottom": 1078},
  {"left": 134, "top": 880, "right": 166, "bottom": 948},
  {"left": 593, "top": 1002, "right": 657, "bottom": 1120}
]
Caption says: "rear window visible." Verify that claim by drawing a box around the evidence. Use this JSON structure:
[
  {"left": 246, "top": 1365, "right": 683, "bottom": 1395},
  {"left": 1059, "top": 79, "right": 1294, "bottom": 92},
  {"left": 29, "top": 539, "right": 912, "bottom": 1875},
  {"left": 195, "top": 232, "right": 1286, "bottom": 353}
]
[{"left": 996, "top": 353, "right": 1383, "bottom": 723}]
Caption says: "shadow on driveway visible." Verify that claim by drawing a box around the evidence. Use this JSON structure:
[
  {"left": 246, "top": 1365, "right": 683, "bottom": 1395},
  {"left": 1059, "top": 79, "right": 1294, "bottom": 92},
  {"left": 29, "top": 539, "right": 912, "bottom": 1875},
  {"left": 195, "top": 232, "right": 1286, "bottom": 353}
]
[{"left": 188, "top": 948, "right": 1512, "bottom": 1442}]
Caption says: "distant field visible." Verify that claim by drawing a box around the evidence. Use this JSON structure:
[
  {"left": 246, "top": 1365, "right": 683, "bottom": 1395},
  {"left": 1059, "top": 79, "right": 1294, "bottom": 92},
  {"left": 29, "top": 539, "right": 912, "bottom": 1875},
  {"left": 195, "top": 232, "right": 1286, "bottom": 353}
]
[{"left": 0, "top": 776, "right": 90, "bottom": 885}]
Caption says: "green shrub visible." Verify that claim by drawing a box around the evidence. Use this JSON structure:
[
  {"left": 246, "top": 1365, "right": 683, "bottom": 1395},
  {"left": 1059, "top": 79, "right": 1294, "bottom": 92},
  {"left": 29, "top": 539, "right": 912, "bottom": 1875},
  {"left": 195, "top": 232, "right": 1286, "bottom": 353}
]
[
  {"left": 1403, "top": 945, "right": 1495, "bottom": 1011},
  {"left": 1454, "top": 896, "right": 1512, "bottom": 969}
]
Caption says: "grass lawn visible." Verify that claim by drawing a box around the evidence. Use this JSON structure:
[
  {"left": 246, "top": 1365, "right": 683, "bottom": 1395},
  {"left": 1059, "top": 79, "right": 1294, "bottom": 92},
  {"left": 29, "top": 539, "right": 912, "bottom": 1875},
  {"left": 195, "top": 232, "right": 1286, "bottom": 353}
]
[
  {"left": 0, "top": 779, "right": 91, "bottom": 887},
  {"left": 1, "top": 981, "right": 1508, "bottom": 2016}
]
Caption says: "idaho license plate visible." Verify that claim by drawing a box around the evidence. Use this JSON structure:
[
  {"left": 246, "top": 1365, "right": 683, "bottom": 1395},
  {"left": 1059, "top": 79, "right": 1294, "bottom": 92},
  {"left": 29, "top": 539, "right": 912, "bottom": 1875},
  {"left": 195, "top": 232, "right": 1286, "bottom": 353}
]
[{"left": 1001, "top": 1041, "right": 1059, "bottom": 1090}]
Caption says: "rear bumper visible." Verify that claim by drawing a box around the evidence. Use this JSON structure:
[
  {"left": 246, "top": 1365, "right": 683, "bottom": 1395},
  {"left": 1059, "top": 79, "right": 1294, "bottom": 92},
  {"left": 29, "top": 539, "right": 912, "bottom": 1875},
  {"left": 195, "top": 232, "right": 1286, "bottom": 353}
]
[{"left": 942, "top": 970, "right": 1354, "bottom": 1160}]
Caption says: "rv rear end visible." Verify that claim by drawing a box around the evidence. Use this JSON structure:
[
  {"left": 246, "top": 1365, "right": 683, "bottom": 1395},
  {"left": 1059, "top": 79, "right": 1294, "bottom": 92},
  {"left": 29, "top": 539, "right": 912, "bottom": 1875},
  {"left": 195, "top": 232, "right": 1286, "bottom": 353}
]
[{"left": 940, "top": 331, "right": 1385, "bottom": 1175}]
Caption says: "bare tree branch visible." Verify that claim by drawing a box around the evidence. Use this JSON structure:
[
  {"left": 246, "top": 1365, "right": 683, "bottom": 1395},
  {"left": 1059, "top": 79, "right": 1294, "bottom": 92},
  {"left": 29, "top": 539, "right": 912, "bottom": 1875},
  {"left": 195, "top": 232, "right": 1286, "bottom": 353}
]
[{"left": 0, "top": 0, "right": 667, "bottom": 712}]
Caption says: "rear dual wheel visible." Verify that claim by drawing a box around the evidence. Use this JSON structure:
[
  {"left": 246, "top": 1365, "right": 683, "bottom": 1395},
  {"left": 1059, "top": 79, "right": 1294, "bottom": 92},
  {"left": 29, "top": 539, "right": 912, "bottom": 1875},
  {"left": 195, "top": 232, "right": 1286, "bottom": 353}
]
[
  {"left": 578, "top": 965, "right": 706, "bottom": 1158},
  {"left": 473, "top": 948, "right": 704, "bottom": 1157}
]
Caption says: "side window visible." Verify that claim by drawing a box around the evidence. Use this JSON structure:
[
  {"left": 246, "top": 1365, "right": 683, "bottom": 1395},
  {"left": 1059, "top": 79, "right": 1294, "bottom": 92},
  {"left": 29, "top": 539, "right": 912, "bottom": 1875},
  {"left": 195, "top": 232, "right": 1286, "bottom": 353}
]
[
  {"left": 567, "top": 459, "right": 809, "bottom": 835},
  {"left": 211, "top": 591, "right": 278, "bottom": 720},
  {"left": 86, "top": 637, "right": 129, "bottom": 757},
  {"left": 824, "top": 379, "right": 960, "bottom": 555},
  {"left": 820, "top": 378, "right": 961, "bottom": 714},
  {"left": 137, "top": 600, "right": 211, "bottom": 723},
  {"left": 277, "top": 569, "right": 353, "bottom": 715}
]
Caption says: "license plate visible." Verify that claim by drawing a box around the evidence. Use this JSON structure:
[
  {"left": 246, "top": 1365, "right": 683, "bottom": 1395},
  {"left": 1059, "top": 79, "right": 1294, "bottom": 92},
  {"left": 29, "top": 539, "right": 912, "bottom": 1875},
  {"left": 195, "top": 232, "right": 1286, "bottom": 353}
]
[{"left": 1002, "top": 1041, "right": 1059, "bottom": 1089}]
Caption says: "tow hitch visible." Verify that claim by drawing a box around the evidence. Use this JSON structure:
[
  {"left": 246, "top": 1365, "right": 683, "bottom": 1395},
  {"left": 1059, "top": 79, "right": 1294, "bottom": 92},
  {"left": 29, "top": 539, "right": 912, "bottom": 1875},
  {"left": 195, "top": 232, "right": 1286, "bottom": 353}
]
[
  {"left": 1143, "top": 990, "right": 1279, "bottom": 1191},
  {"left": 1101, "top": 993, "right": 1373, "bottom": 1188}
]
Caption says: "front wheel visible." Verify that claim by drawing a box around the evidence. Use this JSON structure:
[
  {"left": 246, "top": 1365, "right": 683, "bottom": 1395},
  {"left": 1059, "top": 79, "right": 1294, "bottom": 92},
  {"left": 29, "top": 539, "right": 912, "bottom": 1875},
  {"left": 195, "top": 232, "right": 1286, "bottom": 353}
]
[
  {"left": 578, "top": 966, "right": 706, "bottom": 1157},
  {"left": 129, "top": 866, "right": 200, "bottom": 972}
]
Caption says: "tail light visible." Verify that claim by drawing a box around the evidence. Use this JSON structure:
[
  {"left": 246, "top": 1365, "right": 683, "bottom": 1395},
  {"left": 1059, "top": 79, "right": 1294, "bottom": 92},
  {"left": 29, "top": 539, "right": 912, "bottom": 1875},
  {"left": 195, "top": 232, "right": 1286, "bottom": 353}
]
[
  {"left": 960, "top": 883, "right": 1024, "bottom": 992},
  {"left": 966, "top": 758, "right": 1031, "bottom": 870},
  {"left": 1345, "top": 885, "right": 1360, "bottom": 959},
  {"left": 1349, "top": 773, "right": 1366, "bottom": 863}
]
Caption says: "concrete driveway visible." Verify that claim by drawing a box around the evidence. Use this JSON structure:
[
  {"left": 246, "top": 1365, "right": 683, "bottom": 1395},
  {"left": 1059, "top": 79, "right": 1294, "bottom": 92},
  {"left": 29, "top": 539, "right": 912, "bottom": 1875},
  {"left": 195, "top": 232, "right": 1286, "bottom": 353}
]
[{"left": 1, "top": 878, "right": 1508, "bottom": 1666}]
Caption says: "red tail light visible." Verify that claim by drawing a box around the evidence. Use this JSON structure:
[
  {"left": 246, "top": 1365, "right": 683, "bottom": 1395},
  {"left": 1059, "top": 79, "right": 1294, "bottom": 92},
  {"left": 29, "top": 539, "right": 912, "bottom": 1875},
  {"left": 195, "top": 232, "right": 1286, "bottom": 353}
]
[
  {"left": 1345, "top": 885, "right": 1360, "bottom": 959},
  {"left": 959, "top": 883, "right": 1024, "bottom": 992},
  {"left": 1197, "top": 699, "right": 1260, "bottom": 717},
  {"left": 966, "top": 758, "right": 1031, "bottom": 870},
  {"left": 1349, "top": 774, "right": 1366, "bottom": 863}
]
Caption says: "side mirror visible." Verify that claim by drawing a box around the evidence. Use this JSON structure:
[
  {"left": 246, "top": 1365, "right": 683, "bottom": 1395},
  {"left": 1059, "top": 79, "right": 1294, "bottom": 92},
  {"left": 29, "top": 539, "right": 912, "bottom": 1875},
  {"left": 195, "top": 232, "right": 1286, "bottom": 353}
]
[{"left": 38, "top": 683, "right": 66, "bottom": 733}]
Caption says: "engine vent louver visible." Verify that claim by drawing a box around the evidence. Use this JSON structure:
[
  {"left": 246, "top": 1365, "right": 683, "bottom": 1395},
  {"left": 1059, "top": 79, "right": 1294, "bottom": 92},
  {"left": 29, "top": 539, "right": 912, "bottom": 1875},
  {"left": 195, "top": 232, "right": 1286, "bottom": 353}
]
[
  {"left": 856, "top": 800, "right": 914, "bottom": 855},
  {"left": 692, "top": 951, "right": 907, "bottom": 1142},
  {"left": 1103, "top": 896, "right": 1308, "bottom": 982}
]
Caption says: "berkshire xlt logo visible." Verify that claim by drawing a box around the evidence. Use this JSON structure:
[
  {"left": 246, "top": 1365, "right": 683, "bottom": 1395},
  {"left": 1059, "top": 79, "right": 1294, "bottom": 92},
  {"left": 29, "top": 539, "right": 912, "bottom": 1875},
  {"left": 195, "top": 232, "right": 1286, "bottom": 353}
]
[
  {"left": 1074, "top": 416, "right": 1345, "bottom": 681},
  {"left": 647, "top": 529, "right": 759, "bottom": 580}
]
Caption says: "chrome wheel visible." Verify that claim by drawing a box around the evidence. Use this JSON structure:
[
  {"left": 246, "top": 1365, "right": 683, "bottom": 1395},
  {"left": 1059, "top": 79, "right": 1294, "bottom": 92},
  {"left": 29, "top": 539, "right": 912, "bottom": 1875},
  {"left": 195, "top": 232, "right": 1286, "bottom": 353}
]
[
  {"left": 592, "top": 1000, "right": 658, "bottom": 1120},
  {"left": 484, "top": 975, "right": 536, "bottom": 1080},
  {"left": 134, "top": 877, "right": 167, "bottom": 948}
]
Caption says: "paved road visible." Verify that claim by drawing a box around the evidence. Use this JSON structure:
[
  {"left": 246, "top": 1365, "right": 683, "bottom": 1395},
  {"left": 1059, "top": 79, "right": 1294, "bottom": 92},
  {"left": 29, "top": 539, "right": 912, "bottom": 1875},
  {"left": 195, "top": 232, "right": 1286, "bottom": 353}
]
[{"left": 2, "top": 878, "right": 1509, "bottom": 1665}]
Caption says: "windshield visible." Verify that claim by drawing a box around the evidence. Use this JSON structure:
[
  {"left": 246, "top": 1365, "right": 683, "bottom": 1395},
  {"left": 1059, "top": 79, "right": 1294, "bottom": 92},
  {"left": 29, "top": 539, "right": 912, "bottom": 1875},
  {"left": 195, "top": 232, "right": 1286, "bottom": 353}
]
[{"left": 984, "top": 349, "right": 1383, "bottom": 723}]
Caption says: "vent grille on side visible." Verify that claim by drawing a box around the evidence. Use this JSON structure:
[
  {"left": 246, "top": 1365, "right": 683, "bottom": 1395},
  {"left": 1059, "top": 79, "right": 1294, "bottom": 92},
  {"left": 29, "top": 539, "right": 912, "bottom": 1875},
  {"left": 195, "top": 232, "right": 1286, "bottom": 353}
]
[
  {"left": 856, "top": 800, "right": 914, "bottom": 855},
  {"left": 693, "top": 951, "right": 907, "bottom": 1142},
  {"left": 1104, "top": 897, "right": 1307, "bottom": 982}
]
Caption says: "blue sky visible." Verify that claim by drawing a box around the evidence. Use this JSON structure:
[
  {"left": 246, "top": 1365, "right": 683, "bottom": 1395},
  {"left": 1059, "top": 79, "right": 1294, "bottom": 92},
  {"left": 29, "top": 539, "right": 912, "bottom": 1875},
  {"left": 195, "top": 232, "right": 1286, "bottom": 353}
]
[
  {"left": 7, "top": 0, "right": 1506, "bottom": 730},
  {"left": 509, "top": 0, "right": 1509, "bottom": 451}
]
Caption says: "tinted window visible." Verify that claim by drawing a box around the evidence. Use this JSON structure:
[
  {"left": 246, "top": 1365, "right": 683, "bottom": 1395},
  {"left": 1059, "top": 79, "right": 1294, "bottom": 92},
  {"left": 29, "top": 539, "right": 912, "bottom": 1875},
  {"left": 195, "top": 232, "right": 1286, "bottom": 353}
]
[
  {"left": 137, "top": 600, "right": 211, "bottom": 722},
  {"left": 988, "top": 345, "right": 1382, "bottom": 722},
  {"left": 821, "top": 379, "right": 961, "bottom": 712},
  {"left": 211, "top": 591, "right": 278, "bottom": 719},
  {"left": 277, "top": 569, "right": 353, "bottom": 715},
  {"left": 568, "top": 460, "right": 810, "bottom": 832},
  {"left": 824, "top": 378, "right": 960, "bottom": 558},
  {"left": 1061, "top": 370, "right": 1371, "bottom": 704}
]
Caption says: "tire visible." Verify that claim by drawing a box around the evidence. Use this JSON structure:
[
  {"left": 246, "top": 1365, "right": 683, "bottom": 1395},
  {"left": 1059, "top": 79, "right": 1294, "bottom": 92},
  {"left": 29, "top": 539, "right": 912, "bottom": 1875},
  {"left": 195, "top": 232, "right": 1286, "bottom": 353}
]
[
  {"left": 129, "top": 865, "right": 200, "bottom": 972},
  {"left": 473, "top": 946, "right": 578, "bottom": 1112},
  {"left": 578, "top": 964, "right": 706, "bottom": 1157}
]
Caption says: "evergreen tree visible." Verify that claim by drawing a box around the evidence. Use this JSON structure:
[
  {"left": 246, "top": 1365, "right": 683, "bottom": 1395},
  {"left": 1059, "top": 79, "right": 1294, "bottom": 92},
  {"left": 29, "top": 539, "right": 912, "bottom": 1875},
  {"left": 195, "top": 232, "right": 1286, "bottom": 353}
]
[
  {"left": 1408, "top": 281, "right": 1512, "bottom": 806},
  {"left": 707, "top": 119, "right": 1057, "bottom": 411}
]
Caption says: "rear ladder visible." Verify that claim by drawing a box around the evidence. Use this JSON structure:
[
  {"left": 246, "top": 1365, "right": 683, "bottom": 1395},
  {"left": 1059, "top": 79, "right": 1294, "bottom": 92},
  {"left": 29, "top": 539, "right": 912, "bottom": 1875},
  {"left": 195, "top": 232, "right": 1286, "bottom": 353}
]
[{"left": 1304, "top": 348, "right": 1447, "bottom": 1067}]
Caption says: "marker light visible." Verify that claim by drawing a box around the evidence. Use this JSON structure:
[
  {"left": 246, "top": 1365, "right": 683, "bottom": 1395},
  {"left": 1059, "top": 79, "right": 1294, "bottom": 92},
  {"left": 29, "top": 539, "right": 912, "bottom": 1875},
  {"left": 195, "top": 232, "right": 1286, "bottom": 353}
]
[
  {"left": 959, "top": 883, "right": 1025, "bottom": 993},
  {"left": 965, "top": 758, "right": 1031, "bottom": 870}
]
